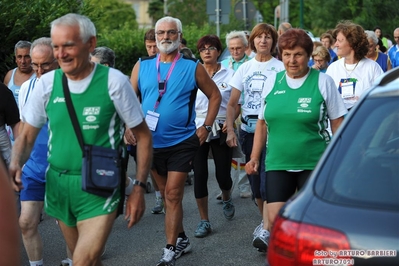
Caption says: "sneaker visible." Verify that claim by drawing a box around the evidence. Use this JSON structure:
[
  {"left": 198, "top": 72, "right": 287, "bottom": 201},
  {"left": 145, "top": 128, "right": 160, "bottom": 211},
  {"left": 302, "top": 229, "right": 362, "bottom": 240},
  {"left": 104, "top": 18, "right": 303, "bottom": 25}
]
[
  {"left": 151, "top": 197, "right": 164, "bottom": 214},
  {"left": 252, "top": 229, "right": 270, "bottom": 252},
  {"left": 252, "top": 221, "right": 264, "bottom": 238},
  {"left": 216, "top": 191, "right": 222, "bottom": 200},
  {"left": 240, "top": 191, "right": 252, "bottom": 198},
  {"left": 175, "top": 237, "right": 192, "bottom": 259},
  {"left": 156, "top": 248, "right": 176, "bottom": 266},
  {"left": 222, "top": 198, "right": 235, "bottom": 220},
  {"left": 60, "top": 258, "right": 72, "bottom": 266},
  {"left": 194, "top": 220, "right": 212, "bottom": 238}
]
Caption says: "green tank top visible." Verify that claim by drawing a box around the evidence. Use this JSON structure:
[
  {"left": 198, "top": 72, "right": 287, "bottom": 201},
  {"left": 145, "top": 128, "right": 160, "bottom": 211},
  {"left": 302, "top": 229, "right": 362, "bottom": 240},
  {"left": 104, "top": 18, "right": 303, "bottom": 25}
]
[
  {"left": 46, "top": 65, "right": 122, "bottom": 171},
  {"left": 264, "top": 69, "right": 330, "bottom": 171}
]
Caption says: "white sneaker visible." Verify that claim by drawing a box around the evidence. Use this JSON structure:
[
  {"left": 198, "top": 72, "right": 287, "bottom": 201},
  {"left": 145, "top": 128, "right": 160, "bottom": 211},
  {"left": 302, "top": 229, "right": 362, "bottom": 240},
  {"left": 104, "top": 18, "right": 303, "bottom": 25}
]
[
  {"left": 253, "top": 229, "right": 270, "bottom": 252},
  {"left": 252, "top": 220, "right": 263, "bottom": 238},
  {"left": 240, "top": 191, "right": 252, "bottom": 198},
  {"left": 156, "top": 247, "right": 176, "bottom": 266}
]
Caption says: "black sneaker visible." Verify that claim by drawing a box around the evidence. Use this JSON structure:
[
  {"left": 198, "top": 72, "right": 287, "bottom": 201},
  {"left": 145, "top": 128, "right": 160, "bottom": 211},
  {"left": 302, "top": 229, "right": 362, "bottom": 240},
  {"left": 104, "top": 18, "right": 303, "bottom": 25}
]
[{"left": 175, "top": 237, "right": 192, "bottom": 259}]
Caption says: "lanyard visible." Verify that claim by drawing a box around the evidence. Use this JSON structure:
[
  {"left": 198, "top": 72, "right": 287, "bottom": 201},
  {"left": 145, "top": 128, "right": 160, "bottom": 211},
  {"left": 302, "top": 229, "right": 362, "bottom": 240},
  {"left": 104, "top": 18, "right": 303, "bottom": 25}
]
[{"left": 154, "top": 52, "right": 180, "bottom": 110}]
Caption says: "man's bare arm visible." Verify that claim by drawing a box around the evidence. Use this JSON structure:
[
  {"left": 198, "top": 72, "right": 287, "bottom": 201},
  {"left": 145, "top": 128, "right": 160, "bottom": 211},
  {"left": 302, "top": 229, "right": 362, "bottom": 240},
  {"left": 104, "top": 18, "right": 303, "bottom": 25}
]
[{"left": 9, "top": 123, "right": 40, "bottom": 190}]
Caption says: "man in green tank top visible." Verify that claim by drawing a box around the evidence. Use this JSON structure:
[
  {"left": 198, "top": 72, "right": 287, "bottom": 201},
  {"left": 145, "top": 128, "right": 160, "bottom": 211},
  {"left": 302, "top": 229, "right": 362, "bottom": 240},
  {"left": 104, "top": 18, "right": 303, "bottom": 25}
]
[{"left": 9, "top": 13, "right": 152, "bottom": 266}]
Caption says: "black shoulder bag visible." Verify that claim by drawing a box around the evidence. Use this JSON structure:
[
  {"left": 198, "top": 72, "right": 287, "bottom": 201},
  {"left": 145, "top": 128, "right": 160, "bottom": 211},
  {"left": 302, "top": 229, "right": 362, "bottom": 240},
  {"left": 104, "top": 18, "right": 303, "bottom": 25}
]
[{"left": 62, "top": 74, "right": 121, "bottom": 198}]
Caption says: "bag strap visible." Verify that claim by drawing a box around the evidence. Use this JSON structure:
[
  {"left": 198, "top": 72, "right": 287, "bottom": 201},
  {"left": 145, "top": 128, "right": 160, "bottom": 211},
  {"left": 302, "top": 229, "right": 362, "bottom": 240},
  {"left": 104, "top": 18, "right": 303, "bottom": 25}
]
[{"left": 62, "top": 73, "right": 85, "bottom": 153}]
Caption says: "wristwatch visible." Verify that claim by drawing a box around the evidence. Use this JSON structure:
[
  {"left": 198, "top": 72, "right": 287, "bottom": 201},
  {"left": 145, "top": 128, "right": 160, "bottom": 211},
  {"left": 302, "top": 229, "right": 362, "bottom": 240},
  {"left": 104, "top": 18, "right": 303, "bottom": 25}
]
[
  {"left": 132, "top": 179, "right": 147, "bottom": 191},
  {"left": 203, "top": 124, "right": 212, "bottom": 132}
]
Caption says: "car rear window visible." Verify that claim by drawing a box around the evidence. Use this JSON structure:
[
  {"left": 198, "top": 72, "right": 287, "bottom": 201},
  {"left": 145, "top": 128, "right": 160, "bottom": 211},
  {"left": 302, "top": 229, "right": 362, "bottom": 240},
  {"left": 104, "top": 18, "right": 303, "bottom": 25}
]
[{"left": 315, "top": 96, "right": 399, "bottom": 210}]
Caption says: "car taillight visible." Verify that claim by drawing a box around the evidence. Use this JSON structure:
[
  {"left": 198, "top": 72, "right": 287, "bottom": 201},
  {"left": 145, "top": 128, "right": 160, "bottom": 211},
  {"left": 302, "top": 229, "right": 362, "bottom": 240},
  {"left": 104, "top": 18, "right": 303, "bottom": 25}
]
[{"left": 268, "top": 216, "right": 352, "bottom": 266}]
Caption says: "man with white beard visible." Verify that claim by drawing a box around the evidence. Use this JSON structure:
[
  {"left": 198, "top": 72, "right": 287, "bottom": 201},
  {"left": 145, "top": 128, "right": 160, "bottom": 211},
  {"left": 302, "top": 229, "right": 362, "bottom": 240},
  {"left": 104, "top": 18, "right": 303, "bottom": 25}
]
[{"left": 130, "top": 16, "right": 221, "bottom": 266}]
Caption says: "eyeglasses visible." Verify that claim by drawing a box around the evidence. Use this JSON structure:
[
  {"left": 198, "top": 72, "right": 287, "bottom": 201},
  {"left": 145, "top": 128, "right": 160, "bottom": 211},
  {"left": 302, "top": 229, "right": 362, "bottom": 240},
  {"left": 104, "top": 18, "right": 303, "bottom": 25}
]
[
  {"left": 313, "top": 59, "right": 326, "bottom": 64},
  {"left": 199, "top": 47, "right": 218, "bottom": 53},
  {"left": 155, "top": 30, "right": 180, "bottom": 36},
  {"left": 229, "top": 47, "right": 244, "bottom": 51},
  {"left": 31, "top": 59, "right": 56, "bottom": 70}
]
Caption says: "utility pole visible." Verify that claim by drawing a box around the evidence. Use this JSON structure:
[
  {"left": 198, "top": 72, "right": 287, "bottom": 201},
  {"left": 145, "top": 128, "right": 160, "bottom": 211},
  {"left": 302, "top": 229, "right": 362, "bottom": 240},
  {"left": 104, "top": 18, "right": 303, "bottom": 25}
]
[
  {"left": 216, "top": 0, "right": 220, "bottom": 37},
  {"left": 164, "top": 0, "right": 168, "bottom": 16},
  {"left": 242, "top": 0, "right": 248, "bottom": 30}
]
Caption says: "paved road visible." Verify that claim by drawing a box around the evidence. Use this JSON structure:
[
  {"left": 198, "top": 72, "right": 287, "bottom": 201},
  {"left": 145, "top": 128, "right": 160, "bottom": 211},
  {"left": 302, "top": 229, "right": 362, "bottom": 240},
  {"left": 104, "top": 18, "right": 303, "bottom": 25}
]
[{"left": 20, "top": 157, "right": 267, "bottom": 266}]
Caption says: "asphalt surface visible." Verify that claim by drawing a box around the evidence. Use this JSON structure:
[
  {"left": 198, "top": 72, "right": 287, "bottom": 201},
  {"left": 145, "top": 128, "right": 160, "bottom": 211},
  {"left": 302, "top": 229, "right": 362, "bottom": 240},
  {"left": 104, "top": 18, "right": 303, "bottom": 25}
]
[{"left": 20, "top": 157, "right": 267, "bottom": 266}]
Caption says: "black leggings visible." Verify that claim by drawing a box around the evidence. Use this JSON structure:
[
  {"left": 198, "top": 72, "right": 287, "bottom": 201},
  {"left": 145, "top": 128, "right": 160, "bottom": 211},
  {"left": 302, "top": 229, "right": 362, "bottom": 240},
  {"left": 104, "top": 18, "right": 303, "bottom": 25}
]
[
  {"left": 266, "top": 170, "right": 312, "bottom": 203},
  {"left": 193, "top": 137, "right": 233, "bottom": 199}
]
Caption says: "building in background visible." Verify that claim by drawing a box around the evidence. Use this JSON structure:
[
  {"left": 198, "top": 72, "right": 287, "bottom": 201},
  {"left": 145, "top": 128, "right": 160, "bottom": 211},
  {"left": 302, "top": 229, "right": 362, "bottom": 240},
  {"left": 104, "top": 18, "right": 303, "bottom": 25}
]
[{"left": 125, "top": 0, "right": 152, "bottom": 28}]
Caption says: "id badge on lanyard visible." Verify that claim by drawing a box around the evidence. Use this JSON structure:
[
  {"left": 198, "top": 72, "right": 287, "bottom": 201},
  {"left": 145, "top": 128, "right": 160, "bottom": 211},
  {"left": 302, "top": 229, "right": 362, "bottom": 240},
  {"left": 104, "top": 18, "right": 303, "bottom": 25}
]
[{"left": 146, "top": 53, "right": 180, "bottom": 131}]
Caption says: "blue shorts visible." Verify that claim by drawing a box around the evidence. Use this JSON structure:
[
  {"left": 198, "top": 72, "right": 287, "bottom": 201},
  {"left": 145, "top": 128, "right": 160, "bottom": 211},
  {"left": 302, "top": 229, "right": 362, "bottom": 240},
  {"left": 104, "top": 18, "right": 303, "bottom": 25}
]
[{"left": 20, "top": 172, "right": 45, "bottom": 201}]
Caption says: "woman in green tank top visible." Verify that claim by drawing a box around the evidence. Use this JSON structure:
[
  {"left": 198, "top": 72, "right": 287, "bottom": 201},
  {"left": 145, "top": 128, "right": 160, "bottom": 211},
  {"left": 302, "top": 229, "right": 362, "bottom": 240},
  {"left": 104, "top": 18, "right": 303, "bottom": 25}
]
[{"left": 245, "top": 29, "right": 347, "bottom": 233}]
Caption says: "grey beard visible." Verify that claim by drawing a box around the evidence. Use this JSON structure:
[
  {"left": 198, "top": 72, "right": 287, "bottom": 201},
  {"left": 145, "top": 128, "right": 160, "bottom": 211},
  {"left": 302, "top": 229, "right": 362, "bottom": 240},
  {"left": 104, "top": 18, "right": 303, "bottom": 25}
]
[{"left": 157, "top": 40, "right": 180, "bottom": 54}]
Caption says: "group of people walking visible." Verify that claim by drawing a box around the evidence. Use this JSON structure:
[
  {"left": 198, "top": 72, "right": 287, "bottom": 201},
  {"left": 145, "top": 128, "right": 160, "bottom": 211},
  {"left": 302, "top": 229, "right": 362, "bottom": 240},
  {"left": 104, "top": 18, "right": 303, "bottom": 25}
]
[{"left": 0, "top": 11, "right": 395, "bottom": 266}]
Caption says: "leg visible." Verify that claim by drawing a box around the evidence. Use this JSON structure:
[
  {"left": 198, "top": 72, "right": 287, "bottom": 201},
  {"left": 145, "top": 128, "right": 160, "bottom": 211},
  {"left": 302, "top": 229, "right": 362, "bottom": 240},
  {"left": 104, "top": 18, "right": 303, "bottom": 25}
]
[
  {"left": 152, "top": 169, "right": 167, "bottom": 202},
  {"left": 262, "top": 201, "right": 269, "bottom": 230},
  {"left": 164, "top": 171, "right": 187, "bottom": 246},
  {"left": 59, "top": 211, "right": 117, "bottom": 266},
  {"left": 19, "top": 201, "right": 44, "bottom": 261},
  {"left": 58, "top": 221, "right": 79, "bottom": 259},
  {"left": 267, "top": 202, "right": 285, "bottom": 229},
  {"left": 236, "top": 158, "right": 251, "bottom": 198},
  {"left": 266, "top": 171, "right": 298, "bottom": 228},
  {"left": 210, "top": 139, "right": 235, "bottom": 220},
  {"left": 211, "top": 139, "right": 233, "bottom": 199},
  {"left": 193, "top": 142, "right": 213, "bottom": 237},
  {"left": 193, "top": 142, "right": 210, "bottom": 220}
]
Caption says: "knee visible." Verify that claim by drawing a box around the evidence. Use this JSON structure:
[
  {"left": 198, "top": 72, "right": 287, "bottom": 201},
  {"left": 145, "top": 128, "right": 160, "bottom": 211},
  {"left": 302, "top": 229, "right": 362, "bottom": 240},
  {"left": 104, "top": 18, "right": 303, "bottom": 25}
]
[
  {"left": 164, "top": 187, "right": 183, "bottom": 205},
  {"left": 19, "top": 216, "right": 37, "bottom": 234}
]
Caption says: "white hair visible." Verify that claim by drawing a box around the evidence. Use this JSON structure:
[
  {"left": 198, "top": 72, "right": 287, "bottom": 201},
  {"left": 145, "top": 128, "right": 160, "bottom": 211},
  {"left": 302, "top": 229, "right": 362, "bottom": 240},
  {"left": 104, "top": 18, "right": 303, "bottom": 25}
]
[
  {"left": 365, "top": 30, "right": 378, "bottom": 45},
  {"left": 155, "top": 16, "right": 182, "bottom": 33},
  {"left": 51, "top": 13, "right": 96, "bottom": 43},
  {"left": 225, "top": 31, "right": 248, "bottom": 47}
]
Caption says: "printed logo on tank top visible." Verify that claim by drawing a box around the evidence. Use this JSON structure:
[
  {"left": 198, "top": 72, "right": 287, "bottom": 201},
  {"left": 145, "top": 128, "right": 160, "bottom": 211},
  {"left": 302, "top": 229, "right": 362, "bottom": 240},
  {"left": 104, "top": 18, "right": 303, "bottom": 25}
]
[
  {"left": 53, "top": 97, "right": 65, "bottom": 103},
  {"left": 297, "top": 98, "right": 312, "bottom": 113},
  {"left": 82, "top": 107, "right": 101, "bottom": 130}
]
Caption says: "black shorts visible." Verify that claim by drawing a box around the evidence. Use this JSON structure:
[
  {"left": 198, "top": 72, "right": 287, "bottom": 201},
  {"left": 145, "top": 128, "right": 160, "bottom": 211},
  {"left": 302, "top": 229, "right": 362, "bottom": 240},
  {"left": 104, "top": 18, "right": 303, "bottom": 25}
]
[
  {"left": 152, "top": 133, "right": 200, "bottom": 176},
  {"left": 266, "top": 170, "right": 312, "bottom": 203}
]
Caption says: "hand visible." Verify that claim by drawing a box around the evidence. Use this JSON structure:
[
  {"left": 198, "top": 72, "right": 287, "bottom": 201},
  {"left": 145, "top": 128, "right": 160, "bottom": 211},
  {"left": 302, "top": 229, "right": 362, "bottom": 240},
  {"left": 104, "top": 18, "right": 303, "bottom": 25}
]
[
  {"left": 245, "top": 159, "right": 259, "bottom": 175},
  {"left": 8, "top": 163, "right": 23, "bottom": 192},
  {"left": 125, "top": 186, "right": 146, "bottom": 228},
  {"left": 221, "top": 122, "right": 227, "bottom": 133},
  {"left": 124, "top": 130, "right": 137, "bottom": 146},
  {"left": 196, "top": 127, "right": 209, "bottom": 146},
  {"left": 226, "top": 131, "right": 238, "bottom": 147}
]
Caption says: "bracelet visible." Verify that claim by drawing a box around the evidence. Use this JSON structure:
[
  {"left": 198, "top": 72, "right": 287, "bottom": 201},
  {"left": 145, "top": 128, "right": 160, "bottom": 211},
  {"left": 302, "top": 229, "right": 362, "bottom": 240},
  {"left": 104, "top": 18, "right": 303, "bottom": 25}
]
[{"left": 132, "top": 179, "right": 147, "bottom": 191}]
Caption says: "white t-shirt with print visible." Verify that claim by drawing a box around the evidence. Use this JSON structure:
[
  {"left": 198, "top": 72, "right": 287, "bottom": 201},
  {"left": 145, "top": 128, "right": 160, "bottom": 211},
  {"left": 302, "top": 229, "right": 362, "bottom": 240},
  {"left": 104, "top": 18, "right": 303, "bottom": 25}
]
[
  {"left": 326, "top": 57, "right": 383, "bottom": 109},
  {"left": 229, "top": 57, "right": 284, "bottom": 131}
]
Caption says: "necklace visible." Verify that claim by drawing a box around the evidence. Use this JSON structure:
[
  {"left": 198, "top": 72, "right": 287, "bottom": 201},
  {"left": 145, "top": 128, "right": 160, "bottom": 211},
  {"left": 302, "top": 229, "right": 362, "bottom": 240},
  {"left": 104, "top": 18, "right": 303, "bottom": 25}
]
[
  {"left": 344, "top": 60, "right": 359, "bottom": 77},
  {"left": 209, "top": 63, "right": 220, "bottom": 78},
  {"left": 257, "top": 59, "right": 271, "bottom": 73}
]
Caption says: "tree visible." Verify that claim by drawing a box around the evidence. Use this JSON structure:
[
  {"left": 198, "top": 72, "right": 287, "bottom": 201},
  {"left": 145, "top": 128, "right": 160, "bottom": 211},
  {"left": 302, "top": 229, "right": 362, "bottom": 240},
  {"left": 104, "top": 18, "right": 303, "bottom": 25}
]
[
  {"left": 93, "top": 0, "right": 137, "bottom": 32},
  {"left": 0, "top": 0, "right": 95, "bottom": 81},
  {"left": 148, "top": 0, "right": 164, "bottom": 25}
]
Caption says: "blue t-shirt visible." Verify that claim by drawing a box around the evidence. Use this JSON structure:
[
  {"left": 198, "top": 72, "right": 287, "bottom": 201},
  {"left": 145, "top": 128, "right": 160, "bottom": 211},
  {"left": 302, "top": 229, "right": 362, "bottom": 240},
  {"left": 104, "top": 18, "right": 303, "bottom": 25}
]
[
  {"left": 388, "top": 45, "right": 399, "bottom": 68},
  {"left": 21, "top": 78, "right": 48, "bottom": 182},
  {"left": 138, "top": 54, "right": 199, "bottom": 148},
  {"left": 375, "top": 52, "right": 388, "bottom": 72}
]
